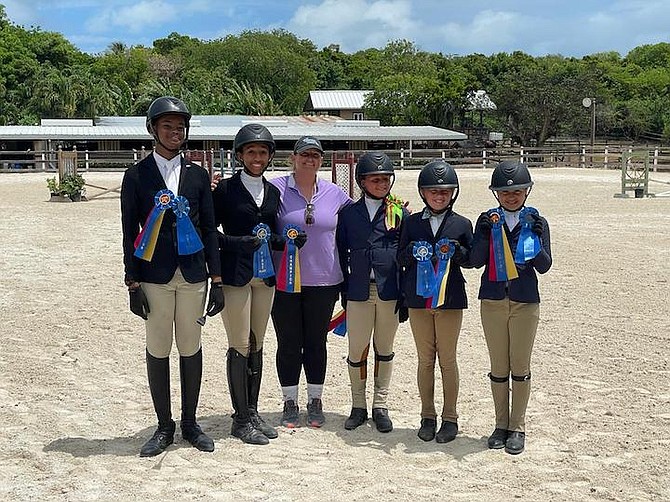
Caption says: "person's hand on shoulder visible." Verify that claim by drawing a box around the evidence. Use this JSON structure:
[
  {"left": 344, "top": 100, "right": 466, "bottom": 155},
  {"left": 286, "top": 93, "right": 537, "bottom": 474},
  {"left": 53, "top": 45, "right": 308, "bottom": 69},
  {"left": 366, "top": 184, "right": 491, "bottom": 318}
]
[{"left": 210, "top": 173, "right": 222, "bottom": 191}]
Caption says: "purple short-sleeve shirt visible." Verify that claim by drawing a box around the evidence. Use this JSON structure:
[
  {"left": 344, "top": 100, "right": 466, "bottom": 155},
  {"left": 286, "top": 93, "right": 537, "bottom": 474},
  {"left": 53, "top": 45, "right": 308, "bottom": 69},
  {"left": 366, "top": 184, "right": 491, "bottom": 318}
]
[{"left": 271, "top": 175, "right": 352, "bottom": 286}]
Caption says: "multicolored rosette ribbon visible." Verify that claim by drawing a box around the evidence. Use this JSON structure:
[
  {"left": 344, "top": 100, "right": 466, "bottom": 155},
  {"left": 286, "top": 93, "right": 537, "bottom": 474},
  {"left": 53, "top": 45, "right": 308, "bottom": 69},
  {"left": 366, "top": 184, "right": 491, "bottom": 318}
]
[
  {"left": 328, "top": 309, "right": 347, "bottom": 337},
  {"left": 488, "top": 208, "right": 519, "bottom": 282},
  {"left": 134, "top": 189, "right": 174, "bottom": 261},
  {"left": 172, "top": 195, "right": 204, "bottom": 256},
  {"left": 514, "top": 206, "right": 541, "bottom": 264},
  {"left": 276, "top": 224, "right": 302, "bottom": 293},
  {"left": 252, "top": 223, "right": 275, "bottom": 279},
  {"left": 413, "top": 240, "right": 435, "bottom": 298},
  {"left": 430, "top": 239, "right": 455, "bottom": 308},
  {"left": 384, "top": 194, "right": 405, "bottom": 230}
]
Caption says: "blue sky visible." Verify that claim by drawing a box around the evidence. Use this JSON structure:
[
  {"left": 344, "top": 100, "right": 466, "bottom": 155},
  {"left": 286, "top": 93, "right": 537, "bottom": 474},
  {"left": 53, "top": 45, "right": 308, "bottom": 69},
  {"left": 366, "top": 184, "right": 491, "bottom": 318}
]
[{"left": 3, "top": 0, "right": 669, "bottom": 57}]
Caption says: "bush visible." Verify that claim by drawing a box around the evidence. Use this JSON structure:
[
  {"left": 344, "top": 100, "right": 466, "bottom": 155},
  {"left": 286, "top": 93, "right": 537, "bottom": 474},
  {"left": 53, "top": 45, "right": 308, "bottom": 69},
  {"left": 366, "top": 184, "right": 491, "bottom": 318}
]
[{"left": 46, "top": 174, "right": 86, "bottom": 200}]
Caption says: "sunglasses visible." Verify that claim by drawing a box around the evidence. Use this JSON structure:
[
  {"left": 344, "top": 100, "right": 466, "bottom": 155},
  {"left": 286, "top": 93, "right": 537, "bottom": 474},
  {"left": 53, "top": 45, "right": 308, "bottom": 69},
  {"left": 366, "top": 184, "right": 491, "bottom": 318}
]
[{"left": 305, "top": 203, "right": 315, "bottom": 225}]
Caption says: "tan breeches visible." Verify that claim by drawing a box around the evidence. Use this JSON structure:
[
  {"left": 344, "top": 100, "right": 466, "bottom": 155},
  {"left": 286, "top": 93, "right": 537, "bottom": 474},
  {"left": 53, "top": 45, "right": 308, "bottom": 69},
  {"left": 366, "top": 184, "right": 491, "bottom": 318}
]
[
  {"left": 481, "top": 298, "right": 539, "bottom": 432},
  {"left": 408, "top": 308, "right": 463, "bottom": 422},
  {"left": 346, "top": 284, "right": 399, "bottom": 409},
  {"left": 221, "top": 278, "right": 275, "bottom": 355},
  {"left": 142, "top": 268, "right": 206, "bottom": 358}
]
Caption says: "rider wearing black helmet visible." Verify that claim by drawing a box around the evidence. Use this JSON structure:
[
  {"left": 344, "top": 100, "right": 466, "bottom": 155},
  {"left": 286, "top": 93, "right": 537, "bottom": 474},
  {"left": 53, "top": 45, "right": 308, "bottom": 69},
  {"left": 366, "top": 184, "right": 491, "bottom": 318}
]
[
  {"left": 233, "top": 123, "right": 276, "bottom": 177},
  {"left": 470, "top": 160, "right": 552, "bottom": 455},
  {"left": 336, "top": 151, "right": 408, "bottom": 433},
  {"left": 121, "top": 96, "right": 224, "bottom": 457},
  {"left": 397, "top": 159, "right": 473, "bottom": 444},
  {"left": 146, "top": 96, "right": 192, "bottom": 154},
  {"left": 212, "top": 123, "right": 284, "bottom": 445}
]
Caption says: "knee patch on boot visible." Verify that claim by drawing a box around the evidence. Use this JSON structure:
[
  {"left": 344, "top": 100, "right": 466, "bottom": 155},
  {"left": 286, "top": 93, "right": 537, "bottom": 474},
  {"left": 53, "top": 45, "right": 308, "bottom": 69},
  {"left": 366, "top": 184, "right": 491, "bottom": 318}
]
[
  {"left": 347, "top": 357, "right": 367, "bottom": 380},
  {"left": 511, "top": 373, "right": 531, "bottom": 382},
  {"left": 488, "top": 372, "right": 509, "bottom": 383}
]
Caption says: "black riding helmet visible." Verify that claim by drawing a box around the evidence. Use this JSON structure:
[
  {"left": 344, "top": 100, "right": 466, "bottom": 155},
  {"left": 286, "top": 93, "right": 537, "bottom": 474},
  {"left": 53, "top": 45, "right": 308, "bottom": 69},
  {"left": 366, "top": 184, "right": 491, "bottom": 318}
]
[
  {"left": 355, "top": 152, "right": 395, "bottom": 199},
  {"left": 146, "top": 96, "right": 191, "bottom": 151},
  {"left": 418, "top": 160, "right": 459, "bottom": 214},
  {"left": 489, "top": 161, "right": 533, "bottom": 210},
  {"left": 489, "top": 161, "right": 533, "bottom": 191},
  {"left": 233, "top": 123, "right": 276, "bottom": 176}
]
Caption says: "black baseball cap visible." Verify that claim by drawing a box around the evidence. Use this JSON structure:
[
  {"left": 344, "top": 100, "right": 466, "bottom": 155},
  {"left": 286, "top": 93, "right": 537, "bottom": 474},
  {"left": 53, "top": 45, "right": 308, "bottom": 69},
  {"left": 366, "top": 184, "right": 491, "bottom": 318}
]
[{"left": 294, "top": 136, "right": 324, "bottom": 154}]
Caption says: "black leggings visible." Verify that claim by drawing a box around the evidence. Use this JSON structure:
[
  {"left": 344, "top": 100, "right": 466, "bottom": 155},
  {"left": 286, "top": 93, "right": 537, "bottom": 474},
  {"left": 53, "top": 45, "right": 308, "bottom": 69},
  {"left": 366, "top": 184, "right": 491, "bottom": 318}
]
[{"left": 271, "top": 285, "right": 340, "bottom": 387}]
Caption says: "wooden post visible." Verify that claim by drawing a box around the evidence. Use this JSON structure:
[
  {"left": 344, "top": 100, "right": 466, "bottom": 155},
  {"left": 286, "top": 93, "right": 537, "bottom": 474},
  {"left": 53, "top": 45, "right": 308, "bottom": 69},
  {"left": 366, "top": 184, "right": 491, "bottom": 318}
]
[
  {"left": 482, "top": 148, "right": 487, "bottom": 168},
  {"left": 580, "top": 147, "right": 585, "bottom": 168},
  {"left": 653, "top": 147, "right": 659, "bottom": 172},
  {"left": 520, "top": 147, "right": 524, "bottom": 164},
  {"left": 604, "top": 146, "right": 609, "bottom": 170},
  {"left": 400, "top": 148, "right": 405, "bottom": 169}
]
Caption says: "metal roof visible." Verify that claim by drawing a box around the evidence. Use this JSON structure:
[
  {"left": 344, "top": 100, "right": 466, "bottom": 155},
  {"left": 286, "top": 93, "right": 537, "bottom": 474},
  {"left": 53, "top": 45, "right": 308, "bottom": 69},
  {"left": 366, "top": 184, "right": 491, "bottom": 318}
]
[
  {"left": 0, "top": 115, "right": 466, "bottom": 142},
  {"left": 306, "top": 90, "right": 371, "bottom": 110}
]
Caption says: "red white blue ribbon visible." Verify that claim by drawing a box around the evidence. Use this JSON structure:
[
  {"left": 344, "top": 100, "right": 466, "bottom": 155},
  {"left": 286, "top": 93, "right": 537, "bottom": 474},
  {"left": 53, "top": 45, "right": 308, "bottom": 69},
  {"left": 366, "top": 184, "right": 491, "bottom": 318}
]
[
  {"left": 276, "top": 224, "right": 302, "bottom": 293},
  {"left": 430, "top": 239, "right": 454, "bottom": 308},
  {"left": 488, "top": 208, "right": 519, "bottom": 282},
  {"left": 134, "top": 189, "right": 174, "bottom": 261}
]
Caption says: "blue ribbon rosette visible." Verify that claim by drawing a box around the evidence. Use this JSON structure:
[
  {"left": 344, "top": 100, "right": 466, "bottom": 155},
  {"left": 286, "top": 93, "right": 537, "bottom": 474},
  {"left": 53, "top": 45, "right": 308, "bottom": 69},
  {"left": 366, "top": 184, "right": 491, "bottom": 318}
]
[
  {"left": 172, "top": 195, "right": 204, "bottom": 255},
  {"left": 514, "top": 207, "right": 541, "bottom": 264},
  {"left": 252, "top": 223, "right": 275, "bottom": 279},
  {"left": 430, "top": 239, "right": 455, "bottom": 308},
  {"left": 413, "top": 240, "right": 435, "bottom": 298}
]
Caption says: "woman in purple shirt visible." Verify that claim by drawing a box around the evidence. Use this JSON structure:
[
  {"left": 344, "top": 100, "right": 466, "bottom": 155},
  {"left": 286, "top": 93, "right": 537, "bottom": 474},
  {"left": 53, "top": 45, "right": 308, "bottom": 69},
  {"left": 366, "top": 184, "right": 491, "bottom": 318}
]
[{"left": 270, "top": 136, "right": 352, "bottom": 428}]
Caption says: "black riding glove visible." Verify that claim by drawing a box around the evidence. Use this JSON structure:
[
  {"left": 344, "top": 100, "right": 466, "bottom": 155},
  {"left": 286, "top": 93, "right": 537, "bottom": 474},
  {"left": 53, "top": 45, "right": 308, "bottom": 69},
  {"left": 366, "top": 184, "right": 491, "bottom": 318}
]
[
  {"left": 129, "top": 286, "right": 150, "bottom": 320},
  {"left": 451, "top": 240, "right": 467, "bottom": 265},
  {"left": 239, "top": 235, "right": 262, "bottom": 253},
  {"left": 530, "top": 214, "right": 545, "bottom": 237},
  {"left": 398, "top": 240, "right": 417, "bottom": 266},
  {"left": 294, "top": 232, "right": 308, "bottom": 249},
  {"left": 394, "top": 299, "right": 409, "bottom": 323},
  {"left": 475, "top": 212, "right": 492, "bottom": 237},
  {"left": 206, "top": 282, "right": 224, "bottom": 317}
]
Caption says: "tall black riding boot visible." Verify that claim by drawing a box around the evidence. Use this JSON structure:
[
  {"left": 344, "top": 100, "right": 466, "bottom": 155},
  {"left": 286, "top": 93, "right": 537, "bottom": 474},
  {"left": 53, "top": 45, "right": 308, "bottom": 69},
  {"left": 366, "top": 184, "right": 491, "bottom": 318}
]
[
  {"left": 140, "top": 350, "right": 175, "bottom": 457},
  {"left": 247, "top": 349, "right": 278, "bottom": 439},
  {"left": 179, "top": 348, "right": 214, "bottom": 452},
  {"left": 227, "top": 349, "right": 269, "bottom": 445}
]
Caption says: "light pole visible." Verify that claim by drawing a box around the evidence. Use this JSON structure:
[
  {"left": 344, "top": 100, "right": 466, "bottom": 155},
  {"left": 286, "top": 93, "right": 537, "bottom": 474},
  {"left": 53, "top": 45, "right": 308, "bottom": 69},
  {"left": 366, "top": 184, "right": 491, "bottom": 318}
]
[{"left": 582, "top": 97, "right": 596, "bottom": 146}]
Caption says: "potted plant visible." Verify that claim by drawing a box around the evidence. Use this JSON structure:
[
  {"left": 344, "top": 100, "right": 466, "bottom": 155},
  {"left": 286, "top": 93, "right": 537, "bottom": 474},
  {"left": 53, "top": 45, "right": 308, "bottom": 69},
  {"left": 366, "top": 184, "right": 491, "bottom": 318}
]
[{"left": 46, "top": 174, "right": 87, "bottom": 202}]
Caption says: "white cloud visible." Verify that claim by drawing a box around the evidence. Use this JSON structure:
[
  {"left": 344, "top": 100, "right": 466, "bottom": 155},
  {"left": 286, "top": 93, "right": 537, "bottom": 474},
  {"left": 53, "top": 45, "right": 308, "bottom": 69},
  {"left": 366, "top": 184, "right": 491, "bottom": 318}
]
[
  {"left": 288, "top": 0, "right": 419, "bottom": 52},
  {"left": 436, "top": 10, "right": 523, "bottom": 55},
  {"left": 83, "top": 0, "right": 213, "bottom": 34}
]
